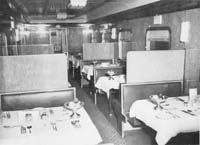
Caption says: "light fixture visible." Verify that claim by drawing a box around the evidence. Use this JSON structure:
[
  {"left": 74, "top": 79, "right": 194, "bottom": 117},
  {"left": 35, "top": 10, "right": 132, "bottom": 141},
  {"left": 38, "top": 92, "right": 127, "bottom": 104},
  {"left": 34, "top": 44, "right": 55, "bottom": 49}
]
[
  {"left": 10, "top": 20, "right": 15, "bottom": 29},
  {"left": 78, "top": 23, "right": 93, "bottom": 28},
  {"left": 68, "top": 0, "right": 87, "bottom": 9},
  {"left": 57, "top": 12, "right": 68, "bottom": 19},
  {"left": 111, "top": 28, "right": 117, "bottom": 39}
]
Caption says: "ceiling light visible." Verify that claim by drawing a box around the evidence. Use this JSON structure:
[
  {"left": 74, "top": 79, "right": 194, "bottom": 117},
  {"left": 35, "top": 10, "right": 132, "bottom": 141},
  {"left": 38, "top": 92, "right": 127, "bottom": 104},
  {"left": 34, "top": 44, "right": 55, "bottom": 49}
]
[
  {"left": 78, "top": 24, "right": 93, "bottom": 28},
  {"left": 68, "top": 0, "right": 87, "bottom": 9},
  {"left": 83, "top": 29, "right": 93, "bottom": 34},
  {"left": 10, "top": 20, "right": 15, "bottom": 29},
  {"left": 57, "top": 12, "right": 68, "bottom": 19}
]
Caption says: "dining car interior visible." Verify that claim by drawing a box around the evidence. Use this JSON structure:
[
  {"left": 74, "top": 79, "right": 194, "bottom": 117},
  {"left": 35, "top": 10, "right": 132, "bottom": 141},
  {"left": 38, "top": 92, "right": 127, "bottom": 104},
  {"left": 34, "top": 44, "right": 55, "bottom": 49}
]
[{"left": 0, "top": 0, "right": 200, "bottom": 145}]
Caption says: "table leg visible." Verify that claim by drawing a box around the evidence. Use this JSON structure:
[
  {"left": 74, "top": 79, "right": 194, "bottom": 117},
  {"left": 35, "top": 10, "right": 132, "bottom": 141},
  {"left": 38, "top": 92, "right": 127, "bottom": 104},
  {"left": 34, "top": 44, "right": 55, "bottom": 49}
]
[
  {"left": 108, "top": 93, "right": 113, "bottom": 116},
  {"left": 94, "top": 89, "right": 97, "bottom": 105},
  {"left": 72, "top": 65, "right": 75, "bottom": 78}
]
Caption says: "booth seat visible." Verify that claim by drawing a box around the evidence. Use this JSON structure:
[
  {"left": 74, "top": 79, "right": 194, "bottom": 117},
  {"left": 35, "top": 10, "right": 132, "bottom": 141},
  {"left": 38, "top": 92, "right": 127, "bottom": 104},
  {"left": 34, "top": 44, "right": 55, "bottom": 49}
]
[
  {"left": 110, "top": 82, "right": 182, "bottom": 137},
  {"left": 1, "top": 88, "right": 75, "bottom": 111},
  {"left": 0, "top": 54, "right": 76, "bottom": 111}
]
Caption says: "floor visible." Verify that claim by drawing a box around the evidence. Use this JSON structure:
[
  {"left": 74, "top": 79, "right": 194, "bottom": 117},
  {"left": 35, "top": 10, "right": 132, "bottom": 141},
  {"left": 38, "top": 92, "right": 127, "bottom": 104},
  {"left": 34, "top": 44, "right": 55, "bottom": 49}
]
[
  {"left": 70, "top": 70, "right": 199, "bottom": 145},
  {"left": 88, "top": 87, "right": 199, "bottom": 145},
  {"left": 70, "top": 73, "right": 154, "bottom": 145},
  {"left": 83, "top": 87, "right": 154, "bottom": 145}
]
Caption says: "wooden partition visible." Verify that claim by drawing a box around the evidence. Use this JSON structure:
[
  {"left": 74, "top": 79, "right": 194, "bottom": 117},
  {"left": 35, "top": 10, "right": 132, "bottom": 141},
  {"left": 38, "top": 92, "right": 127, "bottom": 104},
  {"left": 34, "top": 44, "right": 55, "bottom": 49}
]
[
  {"left": 126, "top": 50, "right": 185, "bottom": 84},
  {"left": 184, "top": 49, "right": 200, "bottom": 94},
  {"left": 18, "top": 44, "right": 54, "bottom": 55},
  {"left": 121, "top": 82, "right": 182, "bottom": 118},
  {"left": 83, "top": 43, "right": 118, "bottom": 60},
  {"left": 0, "top": 54, "right": 68, "bottom": 93},
  {"left": 0, "top": 46, "right": 8, "bottom": 56},
  {"left": 0, "top": 33, "right": 8, "bottom": 56},
  {"left": 116, "top": 50, "right": 185, "bottom": 137},
  {"left": 118, "top": 41, "right": 137, "bottom": 59}
]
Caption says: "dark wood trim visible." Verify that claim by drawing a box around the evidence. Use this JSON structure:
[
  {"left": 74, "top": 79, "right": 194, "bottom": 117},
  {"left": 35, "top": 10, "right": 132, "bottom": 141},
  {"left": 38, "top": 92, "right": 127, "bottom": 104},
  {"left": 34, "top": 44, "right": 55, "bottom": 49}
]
[{"left": 90, "top": 0, "right": 200, "bottom": 24}]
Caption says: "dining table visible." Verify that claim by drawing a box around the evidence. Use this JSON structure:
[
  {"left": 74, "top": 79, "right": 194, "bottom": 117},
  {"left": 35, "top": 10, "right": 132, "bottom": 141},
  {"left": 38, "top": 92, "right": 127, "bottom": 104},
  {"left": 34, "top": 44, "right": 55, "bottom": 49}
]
[
  {"left": 129, "top": 96, "right": 200, "bottom": 145},
  {"left": 0, "top": 106, "right": 102, "bottom": 145},
  {"left": 95, "top": 74, "right": 126, "bottom": 98},
  {"left": 81, "top": 64, "right": 94, "bottom": 80}
]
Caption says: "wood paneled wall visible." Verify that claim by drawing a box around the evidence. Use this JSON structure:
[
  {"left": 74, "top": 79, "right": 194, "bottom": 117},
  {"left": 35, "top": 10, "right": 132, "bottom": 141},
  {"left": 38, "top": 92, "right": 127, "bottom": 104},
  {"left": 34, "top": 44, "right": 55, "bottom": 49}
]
[
  {"left": 117, "top": 8, "right": 200, "bottom": 94},
  {"left": 18, "top": 44, "right": 54, "bottom": 55},
  {"left": 117, "top": 8, "right": 200, "bottom": 50},
  {"left": 184, "top": 49, "right": 200, "bottom": 94},
  {"left": 83, "top": 42, "right": 118, "bottom": 60},
  {"left": 67, "top": 27, "right": 83, "bottom": 53},
  {"left": 24, "top": 32, "right": 50, "bottom": 45},
  {"left": 118, "top": 41, "right": 137, "bottom": 59}
]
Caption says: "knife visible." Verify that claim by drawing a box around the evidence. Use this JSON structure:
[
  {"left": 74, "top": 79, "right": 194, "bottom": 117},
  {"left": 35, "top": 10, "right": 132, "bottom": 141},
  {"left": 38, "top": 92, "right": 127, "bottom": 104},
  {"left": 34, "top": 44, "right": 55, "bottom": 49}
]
[
  {"left": 181, "top": 110, "right": 196, "bottom": 116},
  {"left": 176, "top": 97, "right": 187, "bottom": 104}
]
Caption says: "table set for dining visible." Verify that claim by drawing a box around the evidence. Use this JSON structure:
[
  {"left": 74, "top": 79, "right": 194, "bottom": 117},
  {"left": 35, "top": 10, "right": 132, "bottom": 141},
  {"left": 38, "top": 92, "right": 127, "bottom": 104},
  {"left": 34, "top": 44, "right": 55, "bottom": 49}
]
[
  {"left": 129, "top": 95, "right": 200, "bottom": 145},
  {"left": 0, "top": 102, "right": 102, "bottom": 145},
  {"left": 81, "top": 62, "right": 121, "bottom": 81},
  {"left": 95, "top": 74, "right": 126, "bottom": 98}
]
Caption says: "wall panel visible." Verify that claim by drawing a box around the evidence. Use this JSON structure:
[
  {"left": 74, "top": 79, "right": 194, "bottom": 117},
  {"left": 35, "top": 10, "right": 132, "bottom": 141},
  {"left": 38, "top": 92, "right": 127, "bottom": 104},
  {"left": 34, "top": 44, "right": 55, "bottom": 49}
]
[
  {"left": 0, "top": 54, "right": 68, "bottom": 93},
  {"left": 83, "top": 43, "right": 118, "bottom": 60},
  {"left": 127, "top": 50, "right": 185, "bottom": 84},
  {"left": 118, "top": 8, "right": 200, "bottom": 93}
]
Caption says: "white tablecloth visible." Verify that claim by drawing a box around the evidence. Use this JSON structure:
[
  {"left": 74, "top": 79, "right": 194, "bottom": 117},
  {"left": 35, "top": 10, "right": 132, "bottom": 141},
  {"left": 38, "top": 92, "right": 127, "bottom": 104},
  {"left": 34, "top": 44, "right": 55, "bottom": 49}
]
[
  {"left": 69, "top": 55, "right": 81, "bottom": 68},
  {"left": 95, "top": 75, "right": 126, "bottom": 98},
  {"left": 129, "top": 96, "right": 200, "bottom": 145},
  {"left": 81, "top": 65, "right": 94, "bottom": 80},
  {"left": 81, "top": 63, "right": 121, "bottom": 81},
  {"left": 0, "top": 107, "right": 102, "bottom": 145}
]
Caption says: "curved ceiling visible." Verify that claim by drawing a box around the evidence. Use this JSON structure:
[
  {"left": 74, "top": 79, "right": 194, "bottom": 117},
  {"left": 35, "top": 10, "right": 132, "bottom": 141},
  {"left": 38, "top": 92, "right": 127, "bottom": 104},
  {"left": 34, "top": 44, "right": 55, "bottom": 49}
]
[{"left": 1, "top": 0, "right": 200, "bottom": 24}]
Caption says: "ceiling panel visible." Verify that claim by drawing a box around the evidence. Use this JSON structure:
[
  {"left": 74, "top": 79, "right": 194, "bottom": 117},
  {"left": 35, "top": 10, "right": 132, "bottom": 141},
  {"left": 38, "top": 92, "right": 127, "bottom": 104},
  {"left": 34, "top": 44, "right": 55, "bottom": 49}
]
[
  {"left": 1, "top": 0, "right": 200, "bottom": 24},
  {"left": 13, "top": 0, "right": 107, "bottom": 16},
  {"left": 88, "top": 0, "right": 200, "bottom": 23}
]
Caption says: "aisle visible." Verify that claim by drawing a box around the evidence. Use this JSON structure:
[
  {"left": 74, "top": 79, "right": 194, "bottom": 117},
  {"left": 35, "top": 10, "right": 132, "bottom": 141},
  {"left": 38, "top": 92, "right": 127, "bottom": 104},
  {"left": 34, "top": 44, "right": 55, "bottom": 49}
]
[
  {"left": 69, "top": 72, "right": 199, "bottom": 145},
  {"left": 70, "top": 79, "right": 127, "bottom": 145}
]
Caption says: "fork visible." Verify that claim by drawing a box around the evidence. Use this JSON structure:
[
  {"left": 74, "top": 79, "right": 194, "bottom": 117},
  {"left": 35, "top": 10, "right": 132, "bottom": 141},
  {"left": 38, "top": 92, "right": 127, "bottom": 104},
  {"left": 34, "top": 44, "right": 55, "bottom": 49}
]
[{"left": 165, "top": 110, "right": 180, "bottom": 118}]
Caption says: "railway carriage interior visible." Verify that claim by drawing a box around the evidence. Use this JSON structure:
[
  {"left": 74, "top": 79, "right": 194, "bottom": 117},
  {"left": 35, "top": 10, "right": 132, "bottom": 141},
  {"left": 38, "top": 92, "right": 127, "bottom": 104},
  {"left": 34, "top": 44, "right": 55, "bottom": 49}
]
[{"left": 0, "top": 0, "right": 200, "bottom": 145}]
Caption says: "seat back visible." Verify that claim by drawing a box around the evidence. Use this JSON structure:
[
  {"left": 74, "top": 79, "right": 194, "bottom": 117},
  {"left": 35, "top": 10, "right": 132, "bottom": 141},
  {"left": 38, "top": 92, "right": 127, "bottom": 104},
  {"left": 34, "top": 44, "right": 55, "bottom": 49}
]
[
  {"left": 0, "top": 54, "right": 75, "bottom": 111},
  {"left": 121, "top": 82, "right": 182, "bottom": 116},
  {"left": 0, "top": 54, "right": 68, "bottom": 93},
  {"left": 1, "top": 88, "right": 75, "bottom": 111}
]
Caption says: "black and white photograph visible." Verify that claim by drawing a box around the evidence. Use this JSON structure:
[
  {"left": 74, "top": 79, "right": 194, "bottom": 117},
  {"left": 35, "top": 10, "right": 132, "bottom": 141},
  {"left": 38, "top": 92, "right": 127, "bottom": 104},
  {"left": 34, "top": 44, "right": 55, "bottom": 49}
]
[{"left": 0, "top": 0, "right": 199, "bottom": 145}]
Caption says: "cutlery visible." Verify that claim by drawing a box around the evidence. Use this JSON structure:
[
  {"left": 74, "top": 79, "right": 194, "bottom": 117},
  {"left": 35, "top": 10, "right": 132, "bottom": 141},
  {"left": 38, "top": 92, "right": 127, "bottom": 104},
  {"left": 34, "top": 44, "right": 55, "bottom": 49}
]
[
  {"left": 21, "top": 126, "right": 26, "bottom": 134},
  {"left": 165, "top": 111, "right": 180, "bottom": 118},
  {"left": 71, "top": 120, "right": 81, "bottom": 128},
  {"left": 176, "top": 97, "right": 187, "bottom": 104},
  {"left": 181, "top": 110, "right": 196, "bottom": 116},
  {"left": 51, "top": 122, "right": 58, "bottom": 131},
  {"left": 27, "top": 125, "right": 32, "bottom": 133},
  {"left": 162, "top": 103, "right": 169, "bottom": 106},
  {"left": 3, "top": 125, "right": 19, "bottom": 128}
]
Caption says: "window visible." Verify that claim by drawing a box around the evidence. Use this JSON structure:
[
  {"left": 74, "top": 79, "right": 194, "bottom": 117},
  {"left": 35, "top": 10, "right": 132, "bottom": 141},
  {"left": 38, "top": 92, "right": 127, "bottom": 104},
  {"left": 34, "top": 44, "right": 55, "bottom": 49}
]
[{"left": 145, "top": 26, "right": 171, "bottom": 50}]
